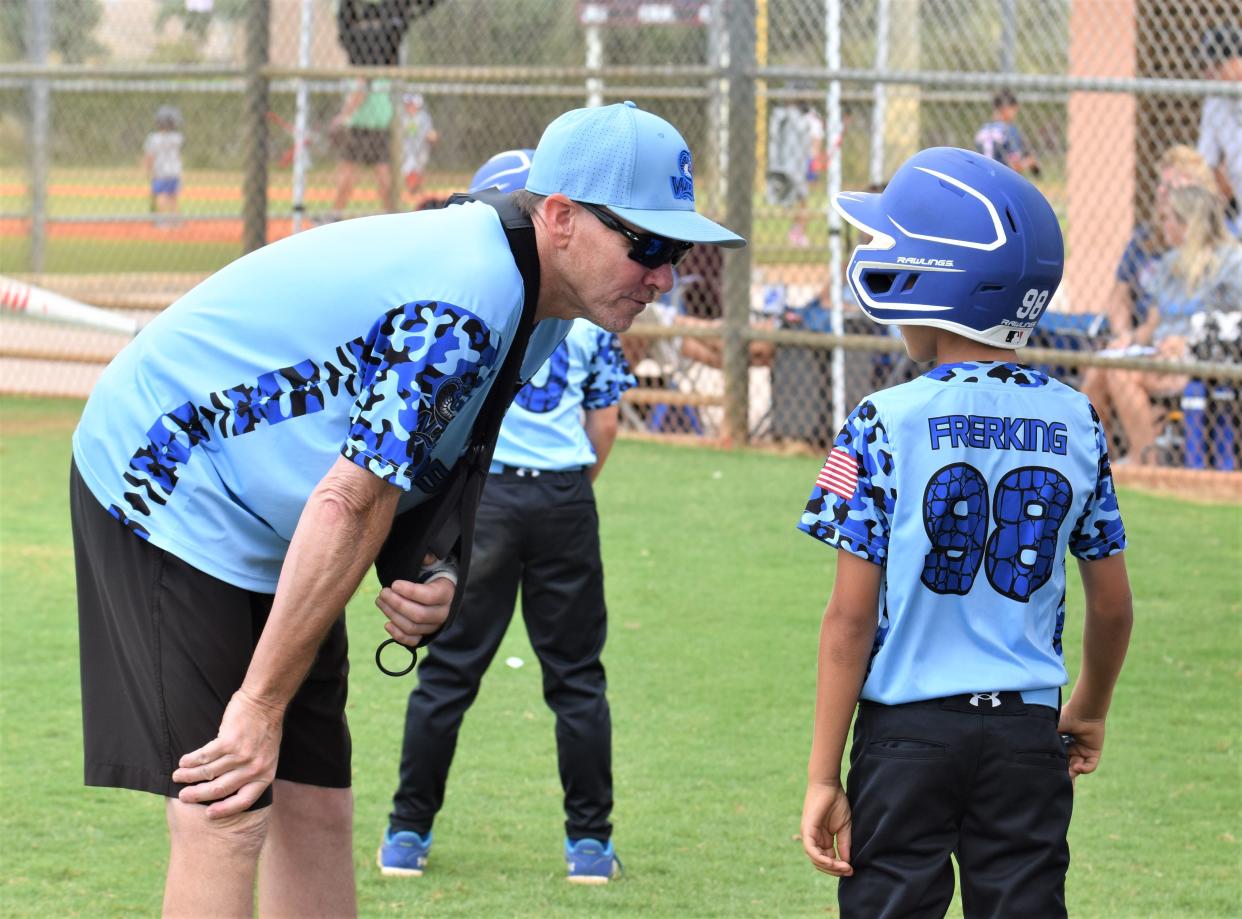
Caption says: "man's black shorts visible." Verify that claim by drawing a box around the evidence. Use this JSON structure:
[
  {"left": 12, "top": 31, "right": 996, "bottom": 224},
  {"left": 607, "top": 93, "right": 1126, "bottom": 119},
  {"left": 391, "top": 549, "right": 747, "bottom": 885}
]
[{"left": 70, "top": 460, "right": 351, "bottom": 809}]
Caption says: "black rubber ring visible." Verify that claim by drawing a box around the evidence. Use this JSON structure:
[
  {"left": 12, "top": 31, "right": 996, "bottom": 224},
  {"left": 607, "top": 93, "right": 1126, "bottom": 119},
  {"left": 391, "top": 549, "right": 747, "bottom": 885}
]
[{"left": 375, "top": 638, "right": 417, "bottom": 677}]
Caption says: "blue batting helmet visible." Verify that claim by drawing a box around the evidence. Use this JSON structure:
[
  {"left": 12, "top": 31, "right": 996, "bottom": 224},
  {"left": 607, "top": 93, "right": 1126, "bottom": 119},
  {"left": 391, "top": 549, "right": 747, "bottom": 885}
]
[
  {"left": 832, "top": 146, "right": 1064, "bottom": 349},
  {"left": 469, "top": 148, "right": 535, "bottom": 194}
]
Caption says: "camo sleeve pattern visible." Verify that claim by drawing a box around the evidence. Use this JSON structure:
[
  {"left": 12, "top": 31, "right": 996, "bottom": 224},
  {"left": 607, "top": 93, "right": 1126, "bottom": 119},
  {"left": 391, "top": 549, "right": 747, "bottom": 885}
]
[
  {"left": 343, "top": 299, "right": 499, "bottom": 489},
  {"left": 797, "top": 399, "right": 895, "bottom": 563},
  {"left": 1068, "top": 402, "right": 1127, "bottom": 559},
  {"left": 581, "top": 328, "right": 636, "bottom": 410}
]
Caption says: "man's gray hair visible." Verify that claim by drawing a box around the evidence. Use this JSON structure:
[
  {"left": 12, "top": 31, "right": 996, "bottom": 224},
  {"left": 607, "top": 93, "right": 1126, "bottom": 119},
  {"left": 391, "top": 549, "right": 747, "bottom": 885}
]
[{"left": 510, "top": 189, "right": 546, "bottom": 217}]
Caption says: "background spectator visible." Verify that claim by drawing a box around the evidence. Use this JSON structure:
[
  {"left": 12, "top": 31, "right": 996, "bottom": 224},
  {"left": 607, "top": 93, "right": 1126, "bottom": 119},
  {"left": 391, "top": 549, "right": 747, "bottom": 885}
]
[
  {"left": 1197, "top": 24, "right": 1242, "bottom": 217},
  {"left": 327, "top": 77, "right": 397, "bottom": 221},
  {"left": 974, "top": 88, "right": 1041, "bottom": 176},
  {"left": 400, "top": 92, "right": 439, "bottom": 205},
  {"left": 1081, "top": 146, "right": 1229, "bottom": 438},
  {"left": 767, "top": 101, "right": 818, "bottom": 247},
  {"left": 143, "top": 104, "right": 183, "bottom": 227},
  {"left": 1115, "top": 146, "right": 1223, "bottom": 331},
  {"left": 1092, "top": 184, "right": 1242, "bottom": 463}
]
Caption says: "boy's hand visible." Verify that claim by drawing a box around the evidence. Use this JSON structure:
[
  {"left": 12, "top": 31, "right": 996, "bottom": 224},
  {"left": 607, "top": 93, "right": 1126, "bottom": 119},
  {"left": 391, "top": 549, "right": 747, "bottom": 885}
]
[
  {"left": 1057, "top": 709, "right": 1106, "bottom": 780},
  {"left": 801, "top": 780, "right": 854, "bottom": 876}
]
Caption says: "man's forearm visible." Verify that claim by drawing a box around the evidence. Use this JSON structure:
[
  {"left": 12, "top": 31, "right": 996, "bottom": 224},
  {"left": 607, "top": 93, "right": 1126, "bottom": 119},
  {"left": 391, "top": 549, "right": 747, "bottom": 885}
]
[{"left": 242, "top": 457, "right": 400, "bottom": 710}]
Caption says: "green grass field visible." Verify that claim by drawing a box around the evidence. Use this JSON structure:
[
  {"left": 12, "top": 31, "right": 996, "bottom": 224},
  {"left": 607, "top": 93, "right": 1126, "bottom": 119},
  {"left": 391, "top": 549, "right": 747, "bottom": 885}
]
[{"left": 1, "top": 396, "right": 1238, "bottom": 917}]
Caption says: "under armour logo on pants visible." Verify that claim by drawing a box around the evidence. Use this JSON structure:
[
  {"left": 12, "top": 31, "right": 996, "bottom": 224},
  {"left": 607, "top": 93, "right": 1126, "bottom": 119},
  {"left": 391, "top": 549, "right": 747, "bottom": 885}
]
[{"left": 970, "top": 692, "right": 1001, "bottom": 708}]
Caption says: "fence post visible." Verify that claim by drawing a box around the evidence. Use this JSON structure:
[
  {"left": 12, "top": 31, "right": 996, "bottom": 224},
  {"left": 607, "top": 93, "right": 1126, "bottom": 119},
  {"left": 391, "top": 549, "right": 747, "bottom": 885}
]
[
  {"left": 26, "top": 0, "right": 50, "bottom": 274},
  {"left": 722, "top": 0, "right": 756, "bottom": 446},
  {"left": 242, "top": 0, "right": 271, "bottom": 254}
]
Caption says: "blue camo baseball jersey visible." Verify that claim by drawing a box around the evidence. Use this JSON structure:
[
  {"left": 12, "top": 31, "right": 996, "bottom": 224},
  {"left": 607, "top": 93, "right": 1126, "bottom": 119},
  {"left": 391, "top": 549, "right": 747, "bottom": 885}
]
[
  {"left": 72, "top": 202, "right": 570, "bottom": 592},
  {"left": 491, "top": 319, "right": 636, "bottom": 472},
  {"left": 797, "top": 361, "right": 1126, "bottom": 705}
]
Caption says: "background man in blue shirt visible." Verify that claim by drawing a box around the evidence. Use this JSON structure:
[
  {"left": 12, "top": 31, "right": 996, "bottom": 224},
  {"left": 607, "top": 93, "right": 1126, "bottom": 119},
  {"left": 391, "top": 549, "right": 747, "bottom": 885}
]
[
  {"left": 974, "top": 88, "right": 1041, "bottom": 177},
  {"left": 70, "top": 104, "right": 743, "bottom": 916},
  {"left": 377, "top": 153, "right": 636, "bottom": 884},
  {"left": 797, "top": 147, "right": 1132, "bottom": 917}
]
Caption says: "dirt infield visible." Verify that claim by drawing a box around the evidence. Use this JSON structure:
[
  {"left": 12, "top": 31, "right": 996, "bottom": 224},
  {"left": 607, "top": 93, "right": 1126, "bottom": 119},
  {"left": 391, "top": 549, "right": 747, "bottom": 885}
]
[
  {"left": 0, "top": 215, "right": 299, "bottom": 245},
  {"left": 0, "top": 180, "right": 373, "bottom": 205},
  {"left": 0, "top": 179, "right": 448, "bottom": 246},
  {"left": 0, "top": 179, "right": 383, "bottom": 245}
]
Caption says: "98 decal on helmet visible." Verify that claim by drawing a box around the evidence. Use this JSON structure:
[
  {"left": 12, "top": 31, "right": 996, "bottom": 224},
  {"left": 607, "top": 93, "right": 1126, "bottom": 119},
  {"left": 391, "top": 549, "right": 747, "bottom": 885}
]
[{"left": 832, "top": 146, "right": 1064, "bottom": 349}]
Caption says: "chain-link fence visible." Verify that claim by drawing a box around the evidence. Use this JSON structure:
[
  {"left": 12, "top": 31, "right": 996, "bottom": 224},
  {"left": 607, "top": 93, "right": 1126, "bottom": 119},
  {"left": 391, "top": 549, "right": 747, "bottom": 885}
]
[{"left": 2, "top": 0, "right": 1240, "bottom": 476}]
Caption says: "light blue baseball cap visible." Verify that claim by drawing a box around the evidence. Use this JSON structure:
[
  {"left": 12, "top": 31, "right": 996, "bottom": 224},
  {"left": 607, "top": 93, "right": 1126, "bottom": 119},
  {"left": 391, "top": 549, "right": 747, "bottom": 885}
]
[
  {"left": 469, "top": 148, "right": 535, "bottom": 194},
  {"left": 526, "top": 101, "right": 745, "bottom": 248}
]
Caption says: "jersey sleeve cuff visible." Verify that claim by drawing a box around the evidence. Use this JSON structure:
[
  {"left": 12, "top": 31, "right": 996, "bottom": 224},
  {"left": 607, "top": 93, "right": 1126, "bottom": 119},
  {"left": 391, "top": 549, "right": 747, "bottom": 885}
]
[
  {"left": 1070, "top": 523, "right": 1127, "bottom": 561},
  {"left": 796, "top": 519, "right": 884, "bottom": 563},
  {"left": 341, "top": 444, "right": 414, "bottom": 491}
]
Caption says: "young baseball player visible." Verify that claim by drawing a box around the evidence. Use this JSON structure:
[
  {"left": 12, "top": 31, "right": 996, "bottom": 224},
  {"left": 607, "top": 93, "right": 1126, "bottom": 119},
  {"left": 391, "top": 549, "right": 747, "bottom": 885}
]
[
  {"left": 378, "top": 149, "right": 633, "bottom": 884},
  {"left": 797, "top": 147, "right": 1134, "bottom": 918}
]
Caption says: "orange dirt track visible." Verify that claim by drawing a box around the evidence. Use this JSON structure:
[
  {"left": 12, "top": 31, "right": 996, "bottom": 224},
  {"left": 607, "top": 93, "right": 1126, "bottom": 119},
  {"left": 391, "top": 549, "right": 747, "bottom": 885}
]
[
  {"left": 0, "top": 180, "right": 389, "bottom": 244},
  {"left": 0, "top": 216, "right": 296, "bottom": 245}
]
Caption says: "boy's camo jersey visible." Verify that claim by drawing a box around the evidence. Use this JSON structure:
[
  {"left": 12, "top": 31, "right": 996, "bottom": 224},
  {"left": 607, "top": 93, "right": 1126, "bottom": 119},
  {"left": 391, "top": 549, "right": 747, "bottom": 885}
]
[{"left": 798, "top": 361, "right": 1126, "bottom": 705}]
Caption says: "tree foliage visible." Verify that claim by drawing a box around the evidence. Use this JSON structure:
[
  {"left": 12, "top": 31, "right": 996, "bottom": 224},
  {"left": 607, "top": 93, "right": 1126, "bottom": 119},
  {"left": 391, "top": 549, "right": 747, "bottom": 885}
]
[
  {"left": 155, "top": 0, "right": 249, "bottom": 43},
  {"left": 0, "top": 0, "right": 106, "bottom": 64}
]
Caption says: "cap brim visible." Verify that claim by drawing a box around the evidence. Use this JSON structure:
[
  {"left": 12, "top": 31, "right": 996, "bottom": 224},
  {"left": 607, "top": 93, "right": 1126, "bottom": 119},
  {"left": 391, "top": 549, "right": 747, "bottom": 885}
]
[{"left": 609, "top": 205, "right": 746, "bottom": 248}]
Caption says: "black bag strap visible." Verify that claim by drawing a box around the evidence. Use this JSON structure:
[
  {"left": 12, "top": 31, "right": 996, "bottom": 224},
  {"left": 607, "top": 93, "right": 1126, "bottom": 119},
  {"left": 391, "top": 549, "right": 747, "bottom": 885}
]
[
  {"left": 374, "top": 190, "right": 541, "bottom": 675},
  {"left": 421, "top": 190, "right": 540, "bottom": 557},
  {"left": 452, "top": 188, "right": 541, "bottom": 455}
]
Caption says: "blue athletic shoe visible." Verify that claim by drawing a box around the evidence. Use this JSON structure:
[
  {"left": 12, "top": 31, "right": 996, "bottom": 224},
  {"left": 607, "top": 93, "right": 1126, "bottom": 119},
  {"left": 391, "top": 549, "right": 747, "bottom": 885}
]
[
  {"left": 565, "top": 837, "right": 622, "bottom": 884},
  {"left": 377, "top": 828, "right": 432, "bottom": 877}
]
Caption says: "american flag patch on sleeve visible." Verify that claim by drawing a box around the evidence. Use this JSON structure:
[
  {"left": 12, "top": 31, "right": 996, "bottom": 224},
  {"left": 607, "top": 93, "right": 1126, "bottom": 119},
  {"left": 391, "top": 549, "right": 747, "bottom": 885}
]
[{"left": 815, "top": 448, "right": 859, "bottom": 498}]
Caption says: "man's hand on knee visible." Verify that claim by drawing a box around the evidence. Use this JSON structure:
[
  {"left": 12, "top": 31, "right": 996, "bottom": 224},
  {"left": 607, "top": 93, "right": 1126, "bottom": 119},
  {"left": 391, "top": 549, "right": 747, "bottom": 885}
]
[{"left": 173, "top": 689, "right": 284, "bottom": 818}]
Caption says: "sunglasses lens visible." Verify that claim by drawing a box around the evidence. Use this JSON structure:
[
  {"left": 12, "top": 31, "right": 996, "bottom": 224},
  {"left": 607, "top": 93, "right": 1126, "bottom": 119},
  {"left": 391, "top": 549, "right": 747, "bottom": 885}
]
[
  {"left": 631, "top": 236, "right": 691, "bottom": 269},
  {"left": 581, "top": 203, "right": 692, "bottom": 270}
]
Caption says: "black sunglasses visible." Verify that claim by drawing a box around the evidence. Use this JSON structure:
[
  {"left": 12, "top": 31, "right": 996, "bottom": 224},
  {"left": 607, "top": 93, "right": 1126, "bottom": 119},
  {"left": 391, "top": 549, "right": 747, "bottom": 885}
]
[{"left": 578, "top": 201, "right": 693, "bottom": 269}]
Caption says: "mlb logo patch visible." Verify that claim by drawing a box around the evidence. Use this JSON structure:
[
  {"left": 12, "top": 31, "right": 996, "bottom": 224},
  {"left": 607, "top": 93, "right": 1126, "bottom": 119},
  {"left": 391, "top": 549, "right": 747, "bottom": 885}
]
[{"left": 815, "top": 448, "right": 858, "bottom": 499}]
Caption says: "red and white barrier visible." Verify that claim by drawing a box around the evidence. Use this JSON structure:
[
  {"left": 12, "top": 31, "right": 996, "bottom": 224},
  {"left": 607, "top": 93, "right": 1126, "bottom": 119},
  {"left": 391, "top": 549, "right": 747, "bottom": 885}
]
[{"left": 0, "top": 275, "right": 140, "bottom": 336}]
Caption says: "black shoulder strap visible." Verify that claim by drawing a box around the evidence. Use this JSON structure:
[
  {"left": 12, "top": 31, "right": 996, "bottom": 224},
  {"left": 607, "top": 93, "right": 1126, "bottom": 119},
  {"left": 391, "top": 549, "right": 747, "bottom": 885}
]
[
  {"left": 373, "top": 190, "right": 543, "bottom": 673},
  {"left": 450, "top": 188, "right": 541, "bottom": 452}
]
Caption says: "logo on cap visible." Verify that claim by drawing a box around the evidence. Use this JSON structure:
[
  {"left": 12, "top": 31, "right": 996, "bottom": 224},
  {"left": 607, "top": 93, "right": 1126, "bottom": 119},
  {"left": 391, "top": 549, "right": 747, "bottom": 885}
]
[{"left": 670, "top": 150, "right": 695, "bottom": 202}]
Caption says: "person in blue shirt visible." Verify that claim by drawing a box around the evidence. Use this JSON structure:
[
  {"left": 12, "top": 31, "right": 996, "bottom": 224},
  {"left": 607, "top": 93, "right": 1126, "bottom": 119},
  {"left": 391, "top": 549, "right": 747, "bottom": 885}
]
[
  {"left": 377, "top": 151, "right": 635, "bottom": 884},
  {"left": 70, "top": 103, "right": 744, "bottom": 916},
  {"left": 974, "top": 88, "right": 1040, "bottom": 177},
  {"left": 796, "top": 147, "right": 1133, "bottom": 917}
]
